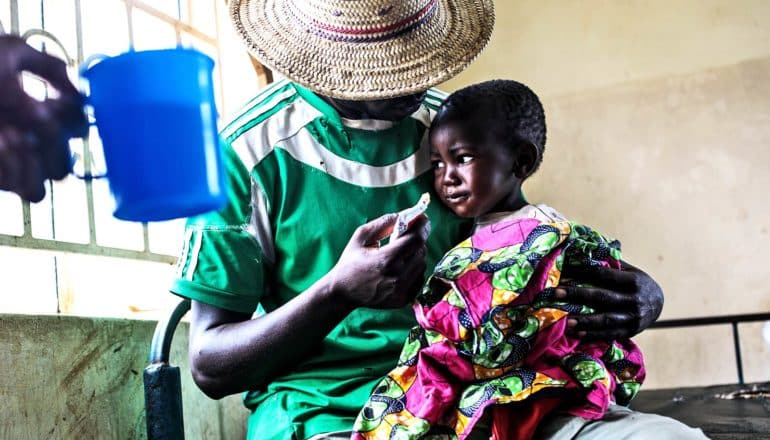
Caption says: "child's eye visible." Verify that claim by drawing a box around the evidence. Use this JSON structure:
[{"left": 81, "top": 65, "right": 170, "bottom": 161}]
[
  {"left": 431, "top": 160, "right": 445, "bottom": 169},
  {"left": 458, "top": 155, "right": 474, "bottom": 164}
]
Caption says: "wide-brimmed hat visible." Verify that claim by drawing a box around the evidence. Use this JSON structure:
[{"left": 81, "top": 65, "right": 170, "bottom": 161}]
[{"left": 229, "top": 0, "right": 495, "bottom": 100}]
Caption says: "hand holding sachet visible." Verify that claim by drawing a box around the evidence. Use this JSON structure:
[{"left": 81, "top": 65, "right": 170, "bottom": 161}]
[{"left": 390, "top": 193, "right": 430, "bottom": 242}]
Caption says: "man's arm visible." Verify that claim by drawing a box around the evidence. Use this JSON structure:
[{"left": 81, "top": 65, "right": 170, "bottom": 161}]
[
  {"left": 555, "top": 260, "right": 664, "bottom": 340},
  {"left": 189, "top": 280, "right": 353, "bottom": 399},
  {"left": 188, "top": 214, "right": 430, "bottom": 399}
]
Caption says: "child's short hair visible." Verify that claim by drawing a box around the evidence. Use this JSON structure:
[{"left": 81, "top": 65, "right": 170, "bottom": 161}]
[{"left": 434, "top": 79, "right": 547, "bottom": 174}]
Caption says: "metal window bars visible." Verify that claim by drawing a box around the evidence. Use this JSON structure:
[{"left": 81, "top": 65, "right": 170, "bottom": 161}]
[
  {"left": 0, "top": 0, "right": 225, "bottom": 266},
  {"left": 649, "top": 312, "right": 770, "bottom": 385}
]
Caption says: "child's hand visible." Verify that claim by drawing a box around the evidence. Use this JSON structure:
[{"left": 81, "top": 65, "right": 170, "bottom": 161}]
[
  {"left": 328, "top": 213, "right": 431, "bottom": 310},
  {"left": 554, "top": 261, "right": 664, "bottom": 340}
]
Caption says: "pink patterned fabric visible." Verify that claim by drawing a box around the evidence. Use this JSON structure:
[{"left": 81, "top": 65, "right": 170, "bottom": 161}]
[{"left": 353, "top": 218, "right": 646, "bottom": 439}]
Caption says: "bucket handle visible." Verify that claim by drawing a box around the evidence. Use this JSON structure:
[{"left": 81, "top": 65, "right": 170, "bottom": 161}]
[
  {"left": 71, "top": 53, "right": 111, "bottom": 181},
  {"left": 79, "top": 53, "right": 110, "bottom": 77},
  {"left": 71, "top": 115, "right": 108, "bottom": 181}
]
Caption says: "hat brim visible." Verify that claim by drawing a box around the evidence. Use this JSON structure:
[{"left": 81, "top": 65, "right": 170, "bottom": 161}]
[{"left": 229, "top": 0, "right": 495, "bottom": 100}]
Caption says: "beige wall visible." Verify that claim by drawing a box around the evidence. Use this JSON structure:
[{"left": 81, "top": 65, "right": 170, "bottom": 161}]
[
  {"left": 0, "top": 314, "right": 248, "bottom": 439},
  {"left": 445, "top": 0, "right": 770, "bottom": 96},
  {"left": 444, "top": 0, "right": 770, "bottom": 388}
]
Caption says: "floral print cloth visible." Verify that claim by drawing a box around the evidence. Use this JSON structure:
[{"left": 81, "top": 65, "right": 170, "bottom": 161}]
[{"left": 352, "top": 217, "right": 645, "bottom": 439}]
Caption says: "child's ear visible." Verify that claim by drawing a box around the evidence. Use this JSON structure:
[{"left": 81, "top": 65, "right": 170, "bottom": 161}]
[{"left": 513, "top": 141, "right": 540, "bottom": 179}]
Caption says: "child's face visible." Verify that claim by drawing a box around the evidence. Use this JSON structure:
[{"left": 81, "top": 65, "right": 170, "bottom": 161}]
[{"left": 430, "top": 118, "right": 520, "bottom": 218}]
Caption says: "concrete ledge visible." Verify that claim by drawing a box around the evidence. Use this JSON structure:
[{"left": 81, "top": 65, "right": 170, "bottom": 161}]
[{"left": 0, "top": 313, "right": 248, "bottom": 439}]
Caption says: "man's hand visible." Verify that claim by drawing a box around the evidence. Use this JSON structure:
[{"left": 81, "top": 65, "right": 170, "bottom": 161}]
[
  {"left": 189, "top": 213, "right": 431, "bottom": 398},
  {"left": 329, "top": 213, "right": 430, "bottom": 309},
  {"left": 555, "top": 261, "right": 664, "bottom": 340},
  {"left": 0, "top": 35, "right": 87, "bottom": 202}
]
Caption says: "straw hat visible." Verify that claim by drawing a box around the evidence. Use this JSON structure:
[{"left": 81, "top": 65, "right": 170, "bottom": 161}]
[{"left": 229, "top": 0, "right": 495, "bottom": 100}]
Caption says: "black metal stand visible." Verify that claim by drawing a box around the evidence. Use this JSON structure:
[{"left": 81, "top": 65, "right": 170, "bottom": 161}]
[{"left": 143, "top": 299, "right": 191, "bottom": 440}]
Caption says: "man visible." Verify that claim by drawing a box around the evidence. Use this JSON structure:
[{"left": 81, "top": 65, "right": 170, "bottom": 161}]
[
  {"left": 0, "top": 35, "right": 87, "bottom": 202},
  {"left": 171, "top": 1, "right": 692, "bottom": 439}
]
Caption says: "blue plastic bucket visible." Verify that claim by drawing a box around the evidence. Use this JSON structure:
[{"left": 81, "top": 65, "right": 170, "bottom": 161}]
[{"left": 82, "top": 48, "right": 227, "bottom": 222}]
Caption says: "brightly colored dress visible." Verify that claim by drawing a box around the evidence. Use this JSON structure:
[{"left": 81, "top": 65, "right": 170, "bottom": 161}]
[{"left": 353, "top": 205, "right": 645, "bottom": 439}]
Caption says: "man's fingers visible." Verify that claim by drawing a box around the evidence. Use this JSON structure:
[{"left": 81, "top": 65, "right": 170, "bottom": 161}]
[
  {"left": 49, "top": 94, "right": 88, "bottom": 138},
  {"left": 556, "top": 285, "right": 636, "bottom": 310},
  {"left": 575, "top": 328, "right": 633, "bottom": 342},
  {"left": 563, "top": 264, "right": 637, "bottom": 292},
  {"left": 40, "top": 136, "right": 72, "bottom": 180},
  {"left": 0, "top": 36, "right": 86, "bottom": 136},
  {"left": 390, "top": 215, "right": 430, "bottom": 245},
  {"left": 0, "top": 147, "right": 21, "bottom": 195},
  {"left": 570, "top": 312, "right": 631, "bottom": 331},
  {"left": 2, "top": 88, "right": 45, "bottom": 126},
  {"left": 1, "top": 88, "right": 72, "bottom": 143},
  {"left": 5, "top": 100, "right": 71, "bottom": 180},
  {"left": 0, "top": 127, "right": 23, "bottom": 193},
  {"left": 414, "top": 214, "right": 431, "bottom": 240},
  {"left": 12, "top": 39, "right": 76, "bottom": 96},
  {"left": 353, "top": 213, "right": 397, "bottom": 246},
  {"left": 0, "top": 140, "right": 45, "bottom": 202},
  {"left": 0, "top": 126, "right": 47, "bottom": 202},
  {"left": 618, "top": 260, "right": 641, "bottom": 273},
  {"left": 401, "top": 256, "right": 427, "bottom": 301},
  {"left": 19, "top": 151, "right": 45, "bottom": 202}
]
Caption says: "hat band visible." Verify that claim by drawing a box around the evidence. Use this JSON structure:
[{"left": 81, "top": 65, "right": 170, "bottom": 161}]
[{"left": 291, "top": 0, "right": 438, "bottom": 43}]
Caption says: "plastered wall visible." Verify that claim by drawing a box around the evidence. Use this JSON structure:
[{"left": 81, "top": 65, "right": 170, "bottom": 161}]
[{"left": 443, "top": 0, "right": 770, "bottom": 387}]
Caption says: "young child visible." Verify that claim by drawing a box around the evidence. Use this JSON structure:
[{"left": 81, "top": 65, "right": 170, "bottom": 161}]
[{"left": 352, "top": 80, "right": 646, "bottom": 439}]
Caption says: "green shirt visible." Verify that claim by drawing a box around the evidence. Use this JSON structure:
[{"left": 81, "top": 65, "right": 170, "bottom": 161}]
[{"left": 171, "top": 80, "right": 469, "bottom": 439}]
